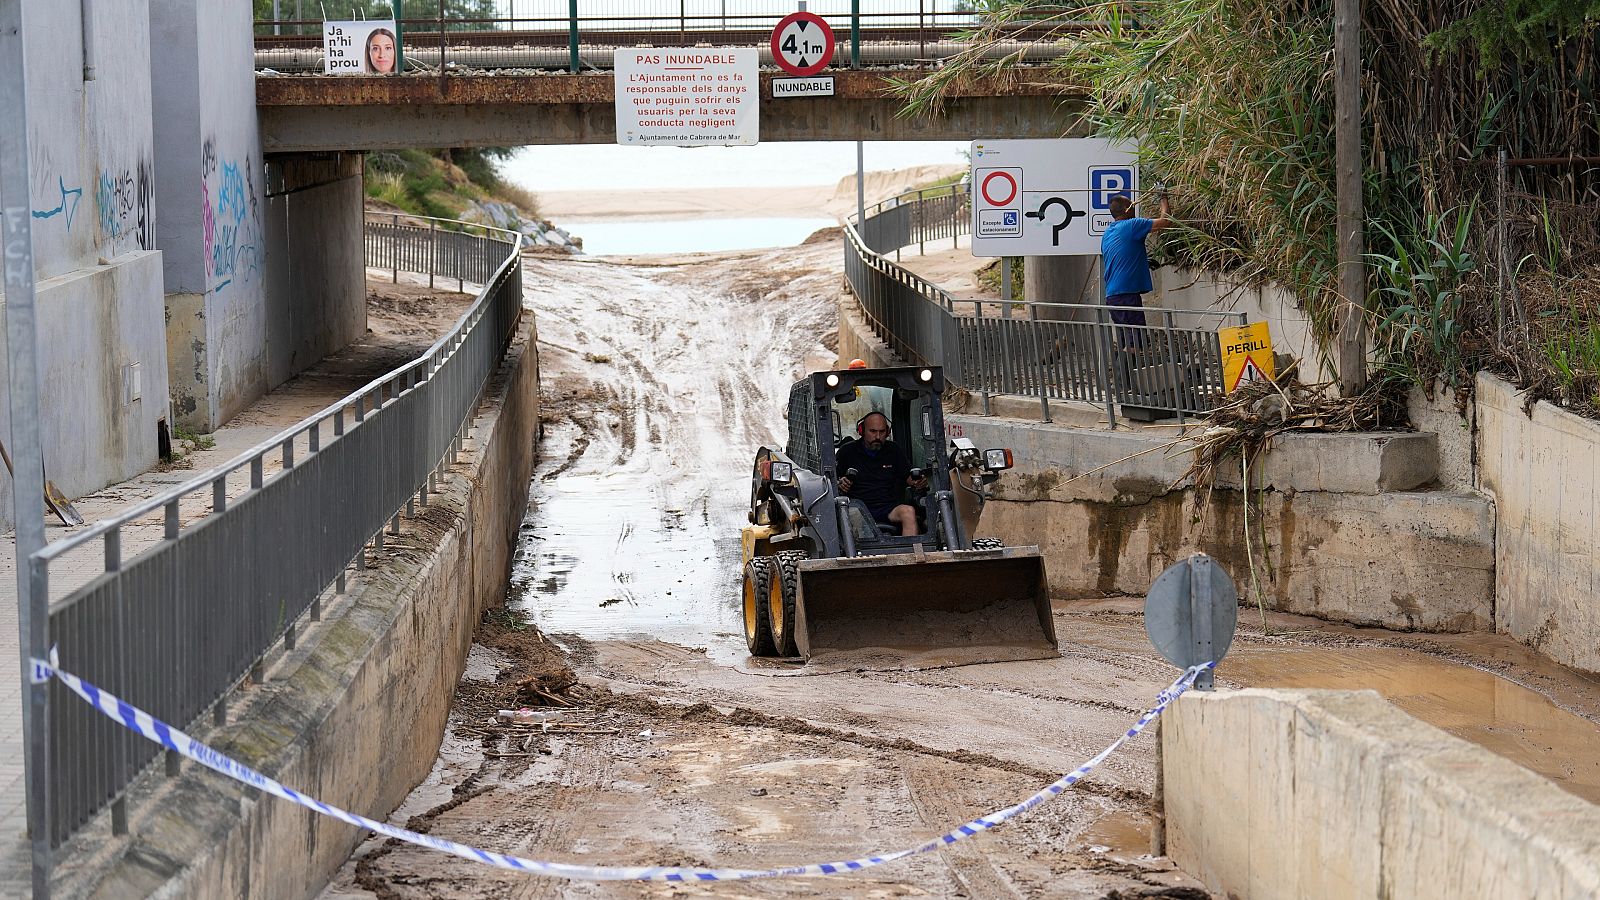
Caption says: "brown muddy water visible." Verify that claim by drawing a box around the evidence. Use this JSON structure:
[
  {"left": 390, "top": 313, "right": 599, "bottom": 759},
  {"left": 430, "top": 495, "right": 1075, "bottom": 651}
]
[{"left": 321, "top": 246, "right": 1600, "bottom": 900}]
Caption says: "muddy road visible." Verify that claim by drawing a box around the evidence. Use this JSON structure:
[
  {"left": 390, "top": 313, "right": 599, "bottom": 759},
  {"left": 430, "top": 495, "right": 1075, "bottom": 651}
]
[{"left": 322, "top": 240, "right": 1600, "bottom": 900}]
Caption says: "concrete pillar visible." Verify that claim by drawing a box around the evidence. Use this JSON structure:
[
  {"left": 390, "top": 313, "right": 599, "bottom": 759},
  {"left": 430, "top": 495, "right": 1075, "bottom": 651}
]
[
  {"left": 151, "top": 0, "right": 269, "bottom": 431},
  {"left": 1023, "top": 255, "right": 1100, "bottom": 320},
  {"left": 0, "top": 0, "right": 169, "bottom": 528},
  {"left": 263, "top": 153, "right": 368, "bottom": 387}
]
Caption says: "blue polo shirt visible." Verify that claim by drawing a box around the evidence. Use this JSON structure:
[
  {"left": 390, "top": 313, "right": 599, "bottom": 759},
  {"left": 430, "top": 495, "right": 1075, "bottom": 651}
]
[{"left": 1101, "top": 217, "right": 1155, "bottom": 296}]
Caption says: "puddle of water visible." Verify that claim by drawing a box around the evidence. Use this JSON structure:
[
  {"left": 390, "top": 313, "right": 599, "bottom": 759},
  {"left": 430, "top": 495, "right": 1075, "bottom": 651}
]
[
  {"left": 1081, "top": 811, "right": 1150, "bottom": 859},
  {"left": 1222, "top": 645, "right": 1600, "bottom": 805}
]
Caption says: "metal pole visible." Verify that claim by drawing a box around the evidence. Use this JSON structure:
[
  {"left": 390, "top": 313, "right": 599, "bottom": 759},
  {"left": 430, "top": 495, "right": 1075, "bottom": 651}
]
[
  {"left": 1, "top": 0, "right": 54, "bottom": 890},
  {"left": 850, "top": 0, "right": 860, "bottom": 69},
  {"left": 568, "top": 0, "right": 579, "bottom": 74},
  {"left": 392, "top": 0, "right": 405, "bottom": 73},
  {"left": 274, "top": 0, "right": 281, "bottom": 35},
  {"left": 1189, "top": 555, "right": 1215, "bottom": 691},
  {"left": 855, "top": 141, "right": 865, "bottom": 228},
  {"left": 438, "top": 0, "right": 447, "bottom": 94},
  {"left": 1334, "top": 0, "right": 1365, "bottom": 395},
  {"left": 679, "top": 0, "right": 685, "bottom": 44}
]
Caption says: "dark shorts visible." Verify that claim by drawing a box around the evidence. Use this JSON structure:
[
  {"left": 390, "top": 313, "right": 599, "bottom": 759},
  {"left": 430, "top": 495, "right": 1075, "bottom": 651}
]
[
  {"left": 1105, "top": 292, "right": 1147, "bottom": 348},
  {"left": 865, "top": 500, "right": 901, "bottom": 524},
  {"left": 1105, "top": 292, "right": 1146, "bottom": 326}
]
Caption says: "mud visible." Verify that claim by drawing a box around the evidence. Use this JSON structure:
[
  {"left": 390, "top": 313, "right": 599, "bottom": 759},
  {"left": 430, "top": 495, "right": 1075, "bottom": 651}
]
[{"left": 321, "top": 242, "right": 1600, "bottom": 899}]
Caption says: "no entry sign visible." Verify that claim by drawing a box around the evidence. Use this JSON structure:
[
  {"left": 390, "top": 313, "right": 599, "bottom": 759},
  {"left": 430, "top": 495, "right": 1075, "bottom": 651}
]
[{"left": 771, "top": 11, "right": 835, "bottom": 77}]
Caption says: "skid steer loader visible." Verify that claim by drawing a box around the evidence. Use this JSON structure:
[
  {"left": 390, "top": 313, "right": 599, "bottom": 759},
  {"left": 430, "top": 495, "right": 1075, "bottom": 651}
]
[{"left": 739, "top": 365, "right": 1057, "bottom": 664}]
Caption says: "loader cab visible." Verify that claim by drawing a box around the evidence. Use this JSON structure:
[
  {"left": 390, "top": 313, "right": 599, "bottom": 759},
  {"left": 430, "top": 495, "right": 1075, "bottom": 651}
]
[{"left": 785, "top": 365, "right": 958, "bottom": 552}]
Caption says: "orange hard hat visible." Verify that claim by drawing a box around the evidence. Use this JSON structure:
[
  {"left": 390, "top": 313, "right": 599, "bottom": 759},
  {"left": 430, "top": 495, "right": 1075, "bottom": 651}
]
[{"left": 846, "top": 358, "right": 868, "bottom": 369}]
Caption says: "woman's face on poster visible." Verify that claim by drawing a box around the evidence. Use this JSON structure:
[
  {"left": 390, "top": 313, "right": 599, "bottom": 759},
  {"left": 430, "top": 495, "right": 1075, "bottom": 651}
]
[{"left": 367, "top": 31, "right": 397, "bottom": 73}]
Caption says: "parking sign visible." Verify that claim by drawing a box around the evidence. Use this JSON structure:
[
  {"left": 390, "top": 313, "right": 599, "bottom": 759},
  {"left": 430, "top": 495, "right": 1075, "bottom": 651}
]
[{"left": 970, "top": 139, "right": 1139, "bottom": 256}]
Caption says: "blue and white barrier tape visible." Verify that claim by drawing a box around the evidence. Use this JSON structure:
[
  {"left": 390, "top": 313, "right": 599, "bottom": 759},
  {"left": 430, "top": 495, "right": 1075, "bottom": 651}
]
[{"left": 31, "top": 649, "right": 1211, "bottom": 882}]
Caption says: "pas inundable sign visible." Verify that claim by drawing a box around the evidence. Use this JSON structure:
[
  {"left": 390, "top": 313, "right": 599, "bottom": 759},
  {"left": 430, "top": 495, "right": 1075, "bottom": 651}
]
[
  {"left": 1219, "top": 322, "right": 1275, "bottom": 392},
  {"left": 615, "top": 49, "right": 759, "bottom": 147},
  {"left": 323, "top": 20, "right": 399, "bottom": 75}
]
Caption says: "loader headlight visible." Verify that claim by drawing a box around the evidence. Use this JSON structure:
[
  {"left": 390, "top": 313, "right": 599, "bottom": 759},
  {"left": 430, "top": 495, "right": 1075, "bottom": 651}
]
[
  {"left": 764, "top": 460, "right": 794, "bottom": 483},
  {"left": 984, "top": 448, "right": 1013, "bottom": 471},
  {"left": 826, "top": 373, "right": 840, "bottom": 388},
  {"left": 919, "top": 368, "right": 933, "bottom": 382}
]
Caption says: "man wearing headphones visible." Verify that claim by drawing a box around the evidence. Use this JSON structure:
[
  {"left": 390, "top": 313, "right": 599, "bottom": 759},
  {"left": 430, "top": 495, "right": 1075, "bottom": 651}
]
[{"left": 836, "top": 411, "right": 929, "bottom": 536}]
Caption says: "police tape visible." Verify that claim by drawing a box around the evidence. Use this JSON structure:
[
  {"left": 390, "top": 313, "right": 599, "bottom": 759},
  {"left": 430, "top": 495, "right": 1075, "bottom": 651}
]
[{"left": 30, "top": 650, "right": 1211, "bottom": 882}]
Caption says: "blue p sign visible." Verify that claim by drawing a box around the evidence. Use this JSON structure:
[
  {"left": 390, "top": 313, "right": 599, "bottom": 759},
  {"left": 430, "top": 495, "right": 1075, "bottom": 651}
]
[{"left": 1089, "top": 166, "right": 1135, "bottom": 211}]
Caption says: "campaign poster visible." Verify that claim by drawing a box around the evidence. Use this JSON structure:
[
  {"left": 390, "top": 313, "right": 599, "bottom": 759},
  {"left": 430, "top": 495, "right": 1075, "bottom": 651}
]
[{"left": 323, "top": 20, "right": 399, "bottom": 75}]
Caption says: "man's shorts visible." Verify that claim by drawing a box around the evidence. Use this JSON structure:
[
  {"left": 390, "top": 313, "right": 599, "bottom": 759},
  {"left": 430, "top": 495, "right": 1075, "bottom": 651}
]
[{"left": 865, "top": 500, "right": 900, "bottom": 525}]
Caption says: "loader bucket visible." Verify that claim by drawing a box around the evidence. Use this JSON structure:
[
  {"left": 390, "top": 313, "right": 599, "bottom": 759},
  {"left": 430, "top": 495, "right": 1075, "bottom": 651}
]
[{"left": 794, "top": 547, "right": 1057, "bottom": 666}]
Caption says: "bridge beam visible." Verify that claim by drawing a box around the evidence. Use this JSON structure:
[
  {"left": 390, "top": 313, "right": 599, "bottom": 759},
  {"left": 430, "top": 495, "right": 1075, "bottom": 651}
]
[{"left": 258, "top": 69, "right": 1088, "bottom": 151}]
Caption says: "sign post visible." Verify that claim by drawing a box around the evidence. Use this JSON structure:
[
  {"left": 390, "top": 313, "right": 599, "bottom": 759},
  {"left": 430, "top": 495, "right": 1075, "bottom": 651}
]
[
  {"left": 614, "top": 49, "right": 759, "bottom": 147},
  {"left": 771, "top": 9, "right": 836, "bottom": 98},
  {"left": 969, "top": 139, "right": 1139, "bottom": 258}
]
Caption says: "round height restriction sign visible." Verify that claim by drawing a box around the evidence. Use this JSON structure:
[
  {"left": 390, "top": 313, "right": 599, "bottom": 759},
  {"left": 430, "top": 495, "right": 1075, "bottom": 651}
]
[{"left": 771, "top": 11, "right": 835, "bottom": 77}]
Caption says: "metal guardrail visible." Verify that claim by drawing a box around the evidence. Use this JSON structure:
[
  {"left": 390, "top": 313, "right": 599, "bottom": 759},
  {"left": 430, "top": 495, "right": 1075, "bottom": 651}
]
[
  {"left": 843, "top": 189, "right": 1245, "bottom": 426},
  {"left": 32, "top": 214, "right": 522, "bottom": 850},
  {"left": 251, "top": 3, "right": 1084, "bottom": 73}
]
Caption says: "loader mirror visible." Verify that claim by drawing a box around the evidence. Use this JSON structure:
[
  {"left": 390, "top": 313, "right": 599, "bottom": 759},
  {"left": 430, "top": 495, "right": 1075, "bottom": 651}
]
[{"left": 984, "top": 448, "right": 1014, "bottom": 471}]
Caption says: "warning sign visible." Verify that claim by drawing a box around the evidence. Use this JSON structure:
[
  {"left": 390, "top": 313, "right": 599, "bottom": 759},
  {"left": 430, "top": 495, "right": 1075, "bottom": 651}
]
[{"left": 1220, "top": 322, "right": 1275, "bottom": 392}]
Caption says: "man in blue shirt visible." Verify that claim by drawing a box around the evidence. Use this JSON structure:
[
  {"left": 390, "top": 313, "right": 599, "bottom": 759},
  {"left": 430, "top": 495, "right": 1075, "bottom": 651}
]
[{"left": 1100, "top": 193, "right": 1173, "bottom": 344}]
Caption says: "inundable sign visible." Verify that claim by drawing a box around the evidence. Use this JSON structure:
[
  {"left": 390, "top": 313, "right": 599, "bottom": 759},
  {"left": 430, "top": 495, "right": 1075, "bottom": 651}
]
[
  {"left": 1219, "top": 322, "right": 1275, "bottom": 392},
  {"left": 771, "top": 11, "right": 835, "bottom": 77}
]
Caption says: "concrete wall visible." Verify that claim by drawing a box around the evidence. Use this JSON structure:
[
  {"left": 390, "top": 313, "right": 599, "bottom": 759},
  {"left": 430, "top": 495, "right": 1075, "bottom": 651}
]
[
  {"left": 1477, "top": 372, "right": 1600, "bottom": 674},
  {"left": 0, "top": 0, "right": 169, "bottom": 526},
  {"left": 262, "top": 153, "right": 368, "bottom": 387},
  {"left": 1163, "top": 688, "right": 1600, "bottom": 899},
  {"left": 57, "top": 319, "right": 540, "bottom": 899},
  {"left": 1149, "top": 267, "right": 1331, "bottom": 381},
  {"left": 950, "top": 413, "right": 1495, "bottom": 632},
  {"left": 152, "top": 0, "right": 271, "bottom": 431}
]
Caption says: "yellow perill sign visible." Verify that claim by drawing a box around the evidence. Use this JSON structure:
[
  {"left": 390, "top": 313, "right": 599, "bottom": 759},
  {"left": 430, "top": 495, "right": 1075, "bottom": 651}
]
[{"left": 1219, "top": 322, "right": 1275, "bottom": 393}]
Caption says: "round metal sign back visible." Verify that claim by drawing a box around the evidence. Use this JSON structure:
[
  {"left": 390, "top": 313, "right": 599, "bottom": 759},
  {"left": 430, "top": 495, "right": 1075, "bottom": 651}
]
[{"left": 1144, "top": 553, "right": 1239, "bottom": 671}]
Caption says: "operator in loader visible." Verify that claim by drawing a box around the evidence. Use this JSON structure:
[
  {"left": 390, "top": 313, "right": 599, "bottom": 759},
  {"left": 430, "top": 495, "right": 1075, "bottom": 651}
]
[{"left": 836, "top": 412, "right": 929, "bottom": 536}]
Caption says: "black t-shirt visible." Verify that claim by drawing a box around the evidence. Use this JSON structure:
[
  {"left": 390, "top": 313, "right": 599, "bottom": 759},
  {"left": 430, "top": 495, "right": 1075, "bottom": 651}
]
[{"left": 835, "top": 439, "right": 910, "bottom": 512}]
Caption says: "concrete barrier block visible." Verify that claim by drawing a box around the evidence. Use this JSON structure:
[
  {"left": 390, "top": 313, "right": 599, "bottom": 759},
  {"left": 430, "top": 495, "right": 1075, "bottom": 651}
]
[{"left": 1165, "top": 688, "right": 1600, "bottom": 900}]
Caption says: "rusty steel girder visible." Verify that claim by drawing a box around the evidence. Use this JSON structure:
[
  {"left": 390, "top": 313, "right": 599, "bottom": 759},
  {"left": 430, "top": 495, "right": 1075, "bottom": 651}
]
[{"left": 256, "top": 67, "right": 1077, "bottom": 108}]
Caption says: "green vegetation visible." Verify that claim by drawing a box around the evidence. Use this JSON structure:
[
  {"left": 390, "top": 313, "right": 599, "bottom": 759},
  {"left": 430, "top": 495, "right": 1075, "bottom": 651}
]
[
  {"left": 173, "top": 425, "right": 215, "bottom": 451},
  {"left": 898, "top": 0, "right": 1600, "bottom": 413},
  {"left": 252, "top": 0, "right": 498, "bottom": 34},
  {"left": 363, "top": 147, "right": 538, "bottom": 224}
]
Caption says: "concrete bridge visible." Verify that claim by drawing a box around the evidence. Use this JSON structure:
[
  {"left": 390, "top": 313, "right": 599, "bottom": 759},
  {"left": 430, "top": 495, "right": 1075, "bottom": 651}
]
[{"left": 257, "top": 68, "right": 1085, "bottom": 152}]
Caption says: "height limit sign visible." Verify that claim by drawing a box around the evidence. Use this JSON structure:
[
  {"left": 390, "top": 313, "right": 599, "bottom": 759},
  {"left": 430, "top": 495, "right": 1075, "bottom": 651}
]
[{"left": 771, "top": 11, "right": 835, "bottom": 77}]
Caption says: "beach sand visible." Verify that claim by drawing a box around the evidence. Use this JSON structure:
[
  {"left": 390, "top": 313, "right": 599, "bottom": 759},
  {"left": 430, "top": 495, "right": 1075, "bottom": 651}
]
[{"left": 537, "top": 163, "right": 965, "bottom": 223}]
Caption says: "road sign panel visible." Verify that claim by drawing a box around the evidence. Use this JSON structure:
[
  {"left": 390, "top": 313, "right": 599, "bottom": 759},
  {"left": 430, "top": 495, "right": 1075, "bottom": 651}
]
[
  {"left": 969, "top": 139, "right": 1139, "bottom": 257},
  {"left": 771, "top": 11, "right": 835, "bottom": 77},
  {"left": 1220, "top": 322, "right": 1275, "bottom": 392}
]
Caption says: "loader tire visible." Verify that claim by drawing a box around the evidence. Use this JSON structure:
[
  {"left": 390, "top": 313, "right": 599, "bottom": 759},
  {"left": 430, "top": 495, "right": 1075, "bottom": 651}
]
[
  {"left": 742, "top": 557, "right": 778, "bottom": 657},
  {"left": 769, "top": 550, "right": 807, "bottom": 657},
  {"left": 972, "top": 538, "right": 1005, "bottom": 551}
]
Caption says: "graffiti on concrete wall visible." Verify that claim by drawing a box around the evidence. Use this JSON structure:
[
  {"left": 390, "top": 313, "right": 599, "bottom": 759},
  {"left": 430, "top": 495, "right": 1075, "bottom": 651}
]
[
  {"left": 31, "top": 175, "right": 85, "bottom": 228},
  {"left": 201, "top": 138, "right": 264, "bottom": 293},
  {"left": 94, "top": 159, "right": 155, "bottom": 250}
]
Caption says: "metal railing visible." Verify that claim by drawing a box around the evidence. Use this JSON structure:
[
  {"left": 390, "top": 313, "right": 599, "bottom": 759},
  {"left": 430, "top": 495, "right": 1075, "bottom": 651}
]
[
  {"left": 252, "top": 3, "right": 1085, "bottom": 73},
  {"left": 31, "top": 213, "right": 522, "bottom": 851},
  {"left": 844, "top": 190, "right": 1245, "bottom": 426}
]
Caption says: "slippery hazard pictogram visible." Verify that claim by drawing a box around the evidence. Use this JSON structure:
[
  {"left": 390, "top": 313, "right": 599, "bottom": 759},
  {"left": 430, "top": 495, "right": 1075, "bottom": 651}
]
[{"left": 1219, "top": 322, "right": 1275, "bottom": 393}]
